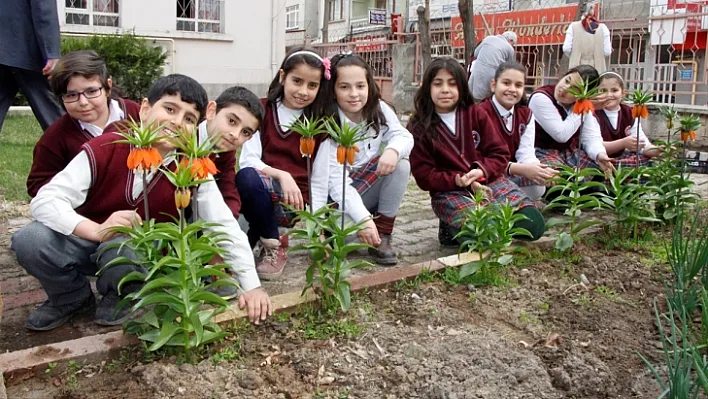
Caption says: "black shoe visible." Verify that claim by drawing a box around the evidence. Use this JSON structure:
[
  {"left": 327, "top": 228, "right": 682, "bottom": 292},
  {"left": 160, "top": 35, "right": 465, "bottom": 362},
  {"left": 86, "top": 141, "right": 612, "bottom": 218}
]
[
  {"left": 95, "top": 291, "right": 134, "bottom": 326},
  {"left": 368, "top": 234, "right": 398, "bottom": 266},
  {"left": 26, "top": 293, "right": 95, "bottom": 331},
  {"left": 206, "top": 276, "right": 239, "bottom": 300},
  {"left": 438, "top": 221, "right": 458, "bottom": 248}
]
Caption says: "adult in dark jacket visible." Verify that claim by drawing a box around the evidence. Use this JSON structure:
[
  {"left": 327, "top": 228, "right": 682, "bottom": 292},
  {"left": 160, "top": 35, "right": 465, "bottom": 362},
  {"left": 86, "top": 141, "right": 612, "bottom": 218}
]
[{"left": 0, "top": 0, "right": 64, "bottom": 131}]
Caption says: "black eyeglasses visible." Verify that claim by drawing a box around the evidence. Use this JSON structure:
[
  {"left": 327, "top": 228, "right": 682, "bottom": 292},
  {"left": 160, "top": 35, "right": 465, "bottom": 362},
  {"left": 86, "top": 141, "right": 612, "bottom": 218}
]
[{"left": 61, "top": 87, "right": 104, "bottom": 103}]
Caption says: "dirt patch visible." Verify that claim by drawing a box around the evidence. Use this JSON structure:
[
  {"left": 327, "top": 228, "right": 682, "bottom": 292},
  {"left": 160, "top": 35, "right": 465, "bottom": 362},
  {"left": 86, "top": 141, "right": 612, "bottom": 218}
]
[{"left": 6, "top": 232, "right": 669, "bottom": 399}]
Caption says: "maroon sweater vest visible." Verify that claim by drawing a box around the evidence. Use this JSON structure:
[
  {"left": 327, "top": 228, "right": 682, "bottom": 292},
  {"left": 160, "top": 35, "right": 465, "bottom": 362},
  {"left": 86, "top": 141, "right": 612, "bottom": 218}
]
[
  {"left": 477, "top": 98, "right": 532, "bottom": 162},
  {"left": 530, "top": 85, "right": 581, "bottom": 152},
  {"left": 595, "top": 104, "right": 634, "bottom": 158},
  {"left": 408, "top": 105, "right": 511, "bottom": 194},
  {"left": 258, "top": 99, "right": 325, "bottom": 203},
  {"left": 75, "top": 132, "right": 178, "bottom": 224},
  {"left": 27, "top": 98, "right": 141, "bottom": 197}
]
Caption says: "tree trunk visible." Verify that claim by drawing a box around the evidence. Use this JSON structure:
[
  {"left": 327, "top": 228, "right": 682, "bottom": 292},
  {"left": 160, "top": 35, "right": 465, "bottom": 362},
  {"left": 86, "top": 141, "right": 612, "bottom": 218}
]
[
  {"left": 322, "top": 0, "right": 331, "bottom": 44},
  {"left": 458, "top": 0, "right": 475, "bottom": 69},
  {"left": 418, "top": 6, "right": 431, "bottom": 72}
]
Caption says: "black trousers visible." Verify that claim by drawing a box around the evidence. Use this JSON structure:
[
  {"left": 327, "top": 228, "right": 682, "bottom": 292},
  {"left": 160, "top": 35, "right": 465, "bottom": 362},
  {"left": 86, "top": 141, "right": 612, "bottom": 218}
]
[{"left": 0, "top": 64, "right": 64, "bottom": 131}]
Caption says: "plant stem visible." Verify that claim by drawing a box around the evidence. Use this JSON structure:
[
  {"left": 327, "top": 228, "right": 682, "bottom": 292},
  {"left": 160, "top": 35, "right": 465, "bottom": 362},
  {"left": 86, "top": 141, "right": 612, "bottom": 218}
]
[
  {"left": 635, "top": 116, "right": 641, "bottom": 173},
  {"left": 307, "top": 155, "right": 313, "bottom": 214},
  {"left": 341, "top": 156, "right": 347, "bottom": 232},
  {"left": 142, "top": 172, "right": 151, "bottom": 222}
]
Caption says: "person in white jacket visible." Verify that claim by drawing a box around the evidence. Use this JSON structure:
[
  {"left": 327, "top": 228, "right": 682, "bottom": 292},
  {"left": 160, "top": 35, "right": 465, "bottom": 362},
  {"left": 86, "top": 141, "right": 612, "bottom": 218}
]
[{"left": 311, "top": 53, "right": 414, "bottom": 266}]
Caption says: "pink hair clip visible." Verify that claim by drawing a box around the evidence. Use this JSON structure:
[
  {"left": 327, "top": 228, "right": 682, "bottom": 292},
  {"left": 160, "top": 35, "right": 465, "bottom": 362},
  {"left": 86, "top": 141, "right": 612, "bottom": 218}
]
[{"left": 323, "top": 57, "right": 331, "bottom": 80}]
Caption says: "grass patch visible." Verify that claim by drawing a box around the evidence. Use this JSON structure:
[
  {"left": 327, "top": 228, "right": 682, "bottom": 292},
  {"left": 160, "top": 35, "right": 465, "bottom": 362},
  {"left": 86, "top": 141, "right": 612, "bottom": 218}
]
[
  {"left": 0, "top": 115, "right": 41, "bottom": 202},
  {"left": 296, "top": 306, "right": 364, "bottom": 340}
]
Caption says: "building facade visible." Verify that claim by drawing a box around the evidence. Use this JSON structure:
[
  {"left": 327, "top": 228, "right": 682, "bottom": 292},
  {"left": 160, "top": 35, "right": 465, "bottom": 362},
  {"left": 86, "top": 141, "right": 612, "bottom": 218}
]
[{"left": 59, "top": 0, "right": 287, "bottom": 98}]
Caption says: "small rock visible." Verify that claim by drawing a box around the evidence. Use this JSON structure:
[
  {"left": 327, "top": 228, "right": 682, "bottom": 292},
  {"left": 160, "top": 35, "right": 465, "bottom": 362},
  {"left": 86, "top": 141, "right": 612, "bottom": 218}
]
[
  {"left": 410, "top": 293, "right": 421, "bottom": 301},
  {"left": 446, "top": 328, "right": 464, "bottom": 336},
  {"left": 179, "top": 363, "right": 195, "bottom": 373},
  {"left": 579, "top": 274, "right": 590, "bottom": 285},
  {"left": 549, "top": 367, "right": 572, "bottom": 391},
  {"left": 467, "top": 284, "right": 476, "bottom": 292},
  {"left": 178, "top": 387, "right": 186, "bottom": 394},
  {"left": 519, "top": 268, "right": 530, "bottom": 275},
  {"left": 237, "top": 371, "right": 264, "bottom": 390},
  {"left": 511, "top": 290, "right": 521, "bottom": 300},
  {"left": 318, "top": 376, "right": 336, "bottom": 385},
  {"left": 130, "top": 365, "right": 146, "bottom": 376},
  {"left": 393, "top": 366, "right": 408, "bottom": 382}
]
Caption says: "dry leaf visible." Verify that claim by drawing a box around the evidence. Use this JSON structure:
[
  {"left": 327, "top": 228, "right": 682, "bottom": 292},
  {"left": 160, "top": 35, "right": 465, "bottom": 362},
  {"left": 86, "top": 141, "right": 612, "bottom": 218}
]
[
  {"left": 519, "top": 341, "right": 530, "bottom": 348},
  {"left": 544, "top": 332, "right": 563, "bottom": 348}
]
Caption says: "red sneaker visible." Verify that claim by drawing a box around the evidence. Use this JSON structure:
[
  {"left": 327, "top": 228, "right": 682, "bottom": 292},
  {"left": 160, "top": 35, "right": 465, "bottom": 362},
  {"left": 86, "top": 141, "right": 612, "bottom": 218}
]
[{"left": 256, "top": 238, "right": 288, "bottom": 280}]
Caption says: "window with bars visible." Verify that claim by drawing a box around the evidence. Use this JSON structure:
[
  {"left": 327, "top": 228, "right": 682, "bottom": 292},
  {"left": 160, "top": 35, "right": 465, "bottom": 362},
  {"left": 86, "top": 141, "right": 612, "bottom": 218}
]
[
  {"left": 65, "top": 0, "right": 120, "bottom": 27},
  {"left": 286, "top": 5, "right": 299, "bottom": 29},
  {"left": 176, "top": 0, "right": 223, "bottom": 33}
]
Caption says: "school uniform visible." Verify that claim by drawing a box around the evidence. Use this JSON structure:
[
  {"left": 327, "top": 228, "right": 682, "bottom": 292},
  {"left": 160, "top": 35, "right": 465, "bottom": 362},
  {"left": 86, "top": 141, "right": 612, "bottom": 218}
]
[
  {"left": 477, "top": 97, "right": 546, "bottom": 200},
  {"left": 595, "top": 104, "right": 653, "bottom": 167},
  {"left": 197, "top": 121, "right": 241, "bottom": 218},
  {"left": 528, "top": 84, "right": 606, "bottom": 170},
  {"left": 237, "top": 100, "right": 327, "bottom": 246},
  {"left": 408, "top": 105, "right": 535, "bottom": 231},
  {"left": 26, "top": 98, "right": 140, "bottom": 197},
  {"left": 12, "top": 130, "right": 260, "bottom": 312}
]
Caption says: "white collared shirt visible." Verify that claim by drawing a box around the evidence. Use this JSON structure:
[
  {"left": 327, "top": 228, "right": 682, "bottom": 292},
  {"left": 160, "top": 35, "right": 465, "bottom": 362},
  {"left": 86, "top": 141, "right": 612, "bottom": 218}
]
[
  {"left": 491, "top": 96, "right": 539, "bottom": 164},
  {"left": 602, "top": 107, "right": 653, "bottom": 149},
  {"left": 78, "top": 99, "right": 125, "bottom": 137},
  {"left": 528, "top": 93, "right": 607, "bottom": 161},
  {"left": 437, "top": 110, "right": 456, "bottom": 134},
  {"left": 30, "top": 147, "right": 261, "bottom": 291}
]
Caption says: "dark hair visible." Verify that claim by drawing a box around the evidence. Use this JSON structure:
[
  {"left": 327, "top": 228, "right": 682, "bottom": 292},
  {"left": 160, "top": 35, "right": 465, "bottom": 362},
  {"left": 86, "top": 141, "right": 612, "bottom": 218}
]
[
  {"left": 50, "top": 50, "right": 112, "bottom": 104},
  {"left": 410, "top": 57, "right": 472, "bottom": 138},
  {"left": 597, "top": 72, "right": 625, "bottom": 89},
  {"left": 215, "top": 86, "right": 264, "bottom": 128},
  {"left": 563, "top": 64, "right": 600, "bottom": 90},
  {"left": 494, "top": 61, "right": 526, "bottom": 80},
  {"left": 493, "top": 61, "right": 529, "bottom": 106},
  {"left": 146, "top": 74, "right": 208, "bottom": 121},
  {"left": 267, "top": 46, "right": 325, "bottom": 118},
  {"left": 322, "top": 53, "right": 387, "bottom": 135}
]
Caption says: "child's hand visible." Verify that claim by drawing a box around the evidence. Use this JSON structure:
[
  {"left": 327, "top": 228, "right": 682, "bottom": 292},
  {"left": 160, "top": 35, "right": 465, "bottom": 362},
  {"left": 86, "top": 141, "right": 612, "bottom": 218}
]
[
  {"left": 357, "top": 218, "right": 381, "bottom": 247},
  {"left": 276, "top": 171, "right": 304, "bottom": 210},
  {"left": 643, "top": 146, "right": 661, "bottom": 158},
  {"left": 519, "top": 163, "right": 559, "bottom": 185},
  {"left": 238, "top": 287, "right": 273, "bottom": 325},
  {"left": 622, "top": 135, "right": 642, "bottom": 151},
  {"left": 591, "top": 93, "right": 609, "bottom": 110},
  {"left": 97, "top": 210, "right": 142, "bottom": 242},
  {"left": 596, "top": 153, "right": 616, "bottom": 176},
  {"left": 455, "top": 169, "right": 484, "bottom": 188},
  {"left": 376, "top": 148, "right": 399, "bottom": 176},
  {"left": 470, "top": 181, "right": 493, "bottom": 200}
]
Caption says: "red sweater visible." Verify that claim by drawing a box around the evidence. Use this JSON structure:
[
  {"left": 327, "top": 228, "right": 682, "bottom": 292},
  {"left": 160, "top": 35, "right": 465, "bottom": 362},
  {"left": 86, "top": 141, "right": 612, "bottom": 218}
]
[
  {"left": 76, "top": 132, "right": 178, "bottom": 224},
  {"left": 101, "top": 121, "right": 242, "bottom": 218},
  {"left": 258, "top": 99, "right": 325, "bottom": 204},
  {"left": 477, "top": 98, "right": 532, "bottom": 162},
  {"left": 408, "top": 105, "right": 510, "bottom": 194},
  {"left": 595, "top": 104, "right": 633, "bottom": 158},
  {"left": 27, "top": 98, "right": 140, "bottom": 197},
  {"left": 530, "top": 85, "right": 581, "bottom": 152}
]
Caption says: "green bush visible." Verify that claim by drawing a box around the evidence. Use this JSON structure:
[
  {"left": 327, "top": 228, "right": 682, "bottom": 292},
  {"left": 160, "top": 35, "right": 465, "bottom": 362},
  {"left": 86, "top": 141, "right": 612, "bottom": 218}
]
[{"left": 61, "top": 33, "right": 167, "bottom": 101}]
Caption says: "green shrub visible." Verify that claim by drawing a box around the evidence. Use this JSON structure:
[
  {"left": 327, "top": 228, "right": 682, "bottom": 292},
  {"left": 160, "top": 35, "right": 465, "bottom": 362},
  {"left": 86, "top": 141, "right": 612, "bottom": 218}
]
[{"left": 61, "top": 33, "right": 167, "bottom": 101}]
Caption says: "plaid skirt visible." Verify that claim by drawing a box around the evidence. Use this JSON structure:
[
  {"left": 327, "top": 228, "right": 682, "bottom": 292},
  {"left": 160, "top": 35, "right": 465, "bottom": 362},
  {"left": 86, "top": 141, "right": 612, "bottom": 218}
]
[
  {"left": 611, "top": 152, "right": 651, "bottom": 168},
  {"left": 536, "top": 148, "right": 598, "bottom": 170},
  {"left": 350, "top": 155, "right": 381, "bottom": 195},
  {"left": 255, "top": 169, "right": 297, "bottom": 227},
  {"left": 431, "top": 175, "right": 535, "bottom": 229}
]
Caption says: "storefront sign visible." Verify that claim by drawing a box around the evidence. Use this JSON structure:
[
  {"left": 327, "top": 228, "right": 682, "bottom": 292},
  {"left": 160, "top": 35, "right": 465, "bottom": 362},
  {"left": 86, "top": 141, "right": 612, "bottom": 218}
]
[
  {"left": 354, "top": 35, "right": 388, "bottom": 52},
  {"left": 451, "top": 4, "right": 579, "bottom": 47},
  {"left": 369, "top": 9, "right": 387, "bottom": 25}
]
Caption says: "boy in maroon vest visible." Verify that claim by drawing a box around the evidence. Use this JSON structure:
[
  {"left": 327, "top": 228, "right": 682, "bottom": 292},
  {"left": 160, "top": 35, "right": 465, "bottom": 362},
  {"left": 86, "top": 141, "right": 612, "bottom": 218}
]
[{"left": 11, "top": 74, "right": 272, "bottom": 331}]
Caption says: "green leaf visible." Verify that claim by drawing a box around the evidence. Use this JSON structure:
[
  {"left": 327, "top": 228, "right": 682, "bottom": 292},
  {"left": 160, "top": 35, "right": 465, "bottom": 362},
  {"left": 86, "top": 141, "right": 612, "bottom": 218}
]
[
  {"left": 497, "top": 254, "right": 514, "bottom": 265},
  {"left": 136, "top": 309, "right": 160, "bottom": 329},
  {"left": 545, "top": 217, "right": 570, "bottom": 229},
  {"left": 189, "top": 312, "right": 204, "bottom": 346},
  {"left": 571, "top": 220, "right": 603, "bottom": 234},
  {"left": 116, "top": 271, "right": 147, "bottom": 294},
  {"left": 336, "top": 281, "right": 352, "bottom": 311},
  {"left": 459, "top": 261, "right": 482, "bottom": 278},
  {"left": 150, "top": 322, "right": 183, "bottom": 351},
  {"left": 191, "top": 291, "right": 230, "bottom": 307},
  {"left": 555, "top": 232, "right": 574, "bottom": 252}
]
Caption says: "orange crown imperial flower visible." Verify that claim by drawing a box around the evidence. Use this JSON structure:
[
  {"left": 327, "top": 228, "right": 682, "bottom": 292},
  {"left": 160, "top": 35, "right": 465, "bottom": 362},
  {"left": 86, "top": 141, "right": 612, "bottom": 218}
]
[
  {"left": 680, "top": 131, "right": 697, "bottom": 142},
  {"left": 127, "top": 147, "right": 162, "bottom": 174},
  {"left": 632, "top": 105, "right": 649, "bottom": 119},
  {"left": 174, "top": 188, "right": 192, "bottom": 209},
  {"left": 678, "top": 114, "right": 701, "bottom": 143},
  {"left": 181, "top": 157, "right": 218, "bottom": 179},
  {"left": 573, "top": 99, "right": 594, "bottom": 115},
  {"left": 299, "top": 136, "right": 316, "bottom": 157},
  {"left": 336, "top": 144, "right": 359, "bottom": 165}
]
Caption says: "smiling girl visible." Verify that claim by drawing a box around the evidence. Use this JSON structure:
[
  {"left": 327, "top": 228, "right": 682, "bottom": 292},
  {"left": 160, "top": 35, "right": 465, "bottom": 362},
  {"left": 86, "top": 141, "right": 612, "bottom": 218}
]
[
  {"left": 26, "top": 50, "right": 140, "bottom": 197},
  {"left": 594, "top": 71, "right": 660, "bottom": 166},
  {"left": 477, "top": 61, "right": 557, "bottom": 200},
  {"left": 237, "top": 46, "right": 328, "bottom": 279},
  {"left": 408, "top": 58, "right": 545, "bottom": 247}
]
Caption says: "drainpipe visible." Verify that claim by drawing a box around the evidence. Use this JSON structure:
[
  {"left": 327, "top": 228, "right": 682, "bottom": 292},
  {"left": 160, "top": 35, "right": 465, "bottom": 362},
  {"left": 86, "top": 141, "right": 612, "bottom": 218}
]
[{"left": 272, "top": 0, "right": 280, "bottom": 77}]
